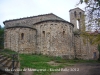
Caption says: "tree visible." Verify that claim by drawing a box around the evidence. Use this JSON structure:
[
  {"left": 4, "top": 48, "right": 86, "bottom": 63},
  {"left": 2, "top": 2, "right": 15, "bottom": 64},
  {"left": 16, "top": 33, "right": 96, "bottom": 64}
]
[
  {"left": 79, "top": 0, "right": 100, "bottom": 60},
  {"left": 78, "top": 0, "right": 100, "bottom": 44},
  {"left": 0, "top": 25, "right": 1, "bottom": 29},
  {"left": 79, "top": 0, "right": 100, "bottom": 31},
  {"left": 97, "top": 44, "right": 100, "bottom": 61},
  {"left": 0, "top": 27, "right": 4, "bottom": 49}
]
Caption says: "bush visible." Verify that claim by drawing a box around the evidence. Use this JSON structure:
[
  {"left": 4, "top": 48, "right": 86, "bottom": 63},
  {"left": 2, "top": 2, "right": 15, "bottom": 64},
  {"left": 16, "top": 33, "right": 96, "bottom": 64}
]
[{"left": 0, "top": 27, "right": 4, "bottom": 49}]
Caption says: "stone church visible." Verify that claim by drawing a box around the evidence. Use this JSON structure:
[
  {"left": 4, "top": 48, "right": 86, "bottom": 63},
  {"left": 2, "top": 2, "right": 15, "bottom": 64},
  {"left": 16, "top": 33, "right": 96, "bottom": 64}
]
[{"left": 3, "top": 8, "right": 99, "bottom": 59}]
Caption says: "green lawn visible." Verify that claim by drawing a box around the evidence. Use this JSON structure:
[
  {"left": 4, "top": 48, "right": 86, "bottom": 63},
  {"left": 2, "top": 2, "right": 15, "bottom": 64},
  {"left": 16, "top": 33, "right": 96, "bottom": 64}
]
[
  {"left": 19, "top": 54, "right": 71, "bottom": 75},
  {"left": 0, "top": 49, "right": 98, "bottom": 75},
  {"left": 19, "top": 54, "right": 98, "bottom": 75}
]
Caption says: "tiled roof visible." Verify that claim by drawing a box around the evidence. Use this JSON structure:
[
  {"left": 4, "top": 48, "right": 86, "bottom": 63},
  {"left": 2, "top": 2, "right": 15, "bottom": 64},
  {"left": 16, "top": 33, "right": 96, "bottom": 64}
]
[
  {"left": 3, "top": 13, "right": 74, "bottom": 28},
  {"left": 3, "top": 13, "right": 65, "bottom": 24}
]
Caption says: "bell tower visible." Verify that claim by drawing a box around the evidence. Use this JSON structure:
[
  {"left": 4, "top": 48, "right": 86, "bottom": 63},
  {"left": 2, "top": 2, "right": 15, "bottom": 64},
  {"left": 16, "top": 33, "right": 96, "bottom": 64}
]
[{"left": 69, "top": 8, "right": 85, "bottom": 32}]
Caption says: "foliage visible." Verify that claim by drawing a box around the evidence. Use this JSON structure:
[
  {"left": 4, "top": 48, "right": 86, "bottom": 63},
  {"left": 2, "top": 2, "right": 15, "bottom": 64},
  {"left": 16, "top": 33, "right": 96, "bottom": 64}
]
[
  {"left": 0, "top": 27, "right": 4, "bottom": 49},
  {"left": 79, "top": 0, "right": 100, "bottom": 29},
  {"left": 98, "top": 44, "right": 100, "bottom": 52},
  {"left": 80, "top": 31, "right": 100, "bottom": 46},
  {"left": 97, "top": 44, "right": 100, "bottom": 61},
  {"left": 78, "top": 0, "right": 100, "bottom": 45}
]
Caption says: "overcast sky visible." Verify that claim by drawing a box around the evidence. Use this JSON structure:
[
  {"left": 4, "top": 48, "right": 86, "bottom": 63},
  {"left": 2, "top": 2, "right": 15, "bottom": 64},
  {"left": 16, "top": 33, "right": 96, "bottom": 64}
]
[{"left": 0, "top": 0, "right": 86, "bottom": 27}]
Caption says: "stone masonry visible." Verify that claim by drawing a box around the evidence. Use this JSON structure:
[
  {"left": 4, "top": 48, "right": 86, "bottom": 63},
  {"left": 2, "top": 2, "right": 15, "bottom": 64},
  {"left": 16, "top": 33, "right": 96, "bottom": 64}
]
[{"left": 3, "top": 8, "right": 99, "bottom": 59}]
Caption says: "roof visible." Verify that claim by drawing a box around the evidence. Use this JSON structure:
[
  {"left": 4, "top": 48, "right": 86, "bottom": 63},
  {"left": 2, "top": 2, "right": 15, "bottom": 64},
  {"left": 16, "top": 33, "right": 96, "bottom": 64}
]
[
  {"left": 3, "top": 13, "right": 65, "bottom": 24},
  {"left": 3, "top": 13, "right": 74, "bottom": 28},
  {"left": 86, "top": 30, "right": 100, "bottom": 35},
  {"left": 69, "top": 7, "right": 85, "bottom": 12}
]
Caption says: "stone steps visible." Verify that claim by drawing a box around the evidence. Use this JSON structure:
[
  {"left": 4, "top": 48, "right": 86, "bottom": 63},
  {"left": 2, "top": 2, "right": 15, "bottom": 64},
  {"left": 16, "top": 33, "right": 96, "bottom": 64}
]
[
  {"left": 0, "top": 54, "right": 20, "bottom": 75},
  {"left": 0, "top": 56, "right": 8, "bottom": 63},
  {"left": 0, "top": 55, "right": 5, "bottom": 58},
  {"left": 2, "top": 58, "right": 11, "bottom": 66}
]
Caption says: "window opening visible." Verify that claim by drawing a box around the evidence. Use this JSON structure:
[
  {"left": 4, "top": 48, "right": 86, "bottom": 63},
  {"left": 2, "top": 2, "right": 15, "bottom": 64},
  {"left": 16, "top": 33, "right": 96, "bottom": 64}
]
[
  {"left": 76, "top": 20, "right": 80, "bottom": 29},
  {"left": 63, "top": 31, "right": 65, "bottom": 36},
  {"left": 93, "top": 52, "right": 97, "bottom": 59},
  {"left": 79, "top": 12, "right": 81, "bottom": 17},
  {"left": 21, "top": 33, "right": 24, "bottom": 40},
  {"left": 70, "top": 26, "right": 71, "bottom": 32},
  {"left": 74, "top": 11, "right": 77, "bottom": 17},
  {"left": 43, "top": 31, "right": 45, "bottom": 37}
]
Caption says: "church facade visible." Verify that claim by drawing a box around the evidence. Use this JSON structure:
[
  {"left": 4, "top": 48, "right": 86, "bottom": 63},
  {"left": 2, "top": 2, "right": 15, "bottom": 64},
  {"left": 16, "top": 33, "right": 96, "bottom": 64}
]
[{"left": 3, "top": 8, "right": 99, "bottom": 59}]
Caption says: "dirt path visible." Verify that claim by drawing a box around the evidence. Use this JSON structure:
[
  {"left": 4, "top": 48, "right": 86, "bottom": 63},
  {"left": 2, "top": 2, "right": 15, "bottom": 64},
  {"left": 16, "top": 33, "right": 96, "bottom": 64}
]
[
  {"left": 21, "top": 63, "right": 100, "bottom": 75},
  {"left": 52, "top": 63, "right": 100, "bottom": 75},
  {"left": 22, "top": 71, "right": 33, "bottom": 75}
]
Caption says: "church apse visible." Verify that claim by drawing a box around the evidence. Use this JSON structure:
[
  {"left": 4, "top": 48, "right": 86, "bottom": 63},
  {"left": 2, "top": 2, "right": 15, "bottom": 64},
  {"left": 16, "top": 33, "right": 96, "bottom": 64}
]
[{"left": 4, "top": 27, "right": 37, "bottom": 54}]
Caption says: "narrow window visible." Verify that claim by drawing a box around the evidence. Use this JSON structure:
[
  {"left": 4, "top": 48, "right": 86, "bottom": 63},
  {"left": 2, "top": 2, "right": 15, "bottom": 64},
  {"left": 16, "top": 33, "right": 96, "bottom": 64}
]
[
  {"left": 93, "top": 52, "right": 97, "bottom": 59},
  {"left": 43, "top": 31, "right": 45, "bottom": 37},
  {"left": 70, "top": 26, "right": 71, "bottom": 32},
  {"left": 79, "top": 12, "right": 81, "bottom": 17},
  {"left": 74, "top": 11, "right": 77, "bottom": 17},
  {"left": 21, "top": 33, "right": 24, "bottom": 40},
  {"left": 76, "top": 20, "right": 80, "bottom": 29},
  {"left": 63, "top": 31, "right": 65, "bottom": 36}
]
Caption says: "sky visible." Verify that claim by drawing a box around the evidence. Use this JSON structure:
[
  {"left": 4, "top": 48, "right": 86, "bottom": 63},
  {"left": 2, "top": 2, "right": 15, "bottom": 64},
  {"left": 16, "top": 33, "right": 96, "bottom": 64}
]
[{"left": 0, "top": 0, "right": 86, "bottom": 27}]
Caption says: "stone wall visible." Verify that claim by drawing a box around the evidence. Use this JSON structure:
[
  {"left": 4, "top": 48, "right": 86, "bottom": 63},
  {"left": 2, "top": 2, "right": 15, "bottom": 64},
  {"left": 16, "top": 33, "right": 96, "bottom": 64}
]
[
  {"left": 33, "top": 20, "right": 74, "bottom": 58},
  {"left": 69, "top": 8, "right": 85, "bottom": 32},
  {"left": 74, "top": 35, "right": 99, "bottom": 59},
  {"left": 69, "top": 8, "right": 99, "bottom": 60},
  {"left": 4, "top": 27, "right": 37, "bottom": 54},
  {"left": 3, "top": 11, "right": 99, "bottom": 60},
  {"left": 4, "top": 20, "right": 75, "bottom": 59}
]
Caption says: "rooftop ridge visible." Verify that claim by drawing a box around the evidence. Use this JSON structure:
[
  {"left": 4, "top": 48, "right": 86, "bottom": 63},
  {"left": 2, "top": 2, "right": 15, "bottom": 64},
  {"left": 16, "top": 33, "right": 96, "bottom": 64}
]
[
  {"left": 3, "top": 13, "right": 54, "bottom": 23},
  {"left": 69, "top": 7, "right": 85, "bottom": 12}
]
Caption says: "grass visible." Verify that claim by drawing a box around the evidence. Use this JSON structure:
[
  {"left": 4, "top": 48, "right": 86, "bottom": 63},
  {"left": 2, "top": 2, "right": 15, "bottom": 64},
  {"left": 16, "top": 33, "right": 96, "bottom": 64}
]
[
  {"left": 19, "top": 54, "right": 71, "bottom": 75},
  {"left": 0, "top": 49, "right": 98, "bottom": 75},
  {"left": 0, "top": 48, "right": 19, "bottom": 60},
  {"left": 0, "top": 48, "right": 17, "bottom": 54},
  {"left": 19, "top": 54, "right": 98, "bottom": 75}
]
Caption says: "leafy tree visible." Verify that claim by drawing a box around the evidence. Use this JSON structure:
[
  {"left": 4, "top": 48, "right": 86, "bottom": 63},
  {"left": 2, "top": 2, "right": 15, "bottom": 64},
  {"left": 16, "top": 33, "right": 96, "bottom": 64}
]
[
  {"left": 0, "top": 25, "right": 1, "bottom": 29},
  {"left": 78, "top": 0, "right": 100, "bottom": 44},
  {"left": 97, "top": 44, "right": 100, "bottom": 61},
  {"left": 0, "top": 27, "right": 4, "bottom": 49},
  {"left": 79, "top": 0, "right": 100, "bottom": 30}
]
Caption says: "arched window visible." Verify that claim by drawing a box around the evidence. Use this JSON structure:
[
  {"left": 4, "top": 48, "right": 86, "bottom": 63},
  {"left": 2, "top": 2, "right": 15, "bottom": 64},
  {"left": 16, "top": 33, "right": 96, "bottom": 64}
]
[
  {"left": 76, "top": 20, "right": 80, "bottom": 29},
  {"left": 74, "top": 11, "right": 77, "bottom": 17},
  {"left": 21, "top": 33, "right": 24, "bottom": 40},
  {"left": 42, "top": 31, "right": 45, "bottom": 37},
  {"left": 63, "top": 31, "right": 65, "bottom": 36}
]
